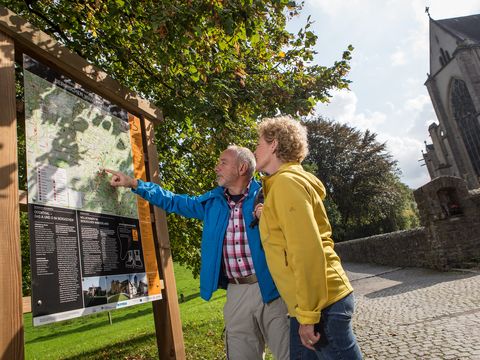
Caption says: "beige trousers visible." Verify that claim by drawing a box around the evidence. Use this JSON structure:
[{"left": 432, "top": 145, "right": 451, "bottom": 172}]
[{"left": 223, "top": 282, "right": 290, "bottom": 360}]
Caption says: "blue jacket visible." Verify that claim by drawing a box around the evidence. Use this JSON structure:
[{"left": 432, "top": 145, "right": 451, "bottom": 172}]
[{"left": 132, "top": 179, "right": 280, "bottom": 303}]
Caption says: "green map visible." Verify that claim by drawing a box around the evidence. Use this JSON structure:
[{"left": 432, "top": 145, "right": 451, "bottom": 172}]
[{"left": 25, "top": 70, "right": 138, "bottom": 219}]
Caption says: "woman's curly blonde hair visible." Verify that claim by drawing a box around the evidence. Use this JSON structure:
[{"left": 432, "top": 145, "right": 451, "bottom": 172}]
[{"left": 257, "top": 115, "right": 308, "bottom": 163}]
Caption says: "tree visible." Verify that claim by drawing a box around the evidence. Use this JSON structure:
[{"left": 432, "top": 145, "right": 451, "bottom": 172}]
[
  {"left": 5, "top": 0, "right": 352, "bottom": 277},
  {"left": 304, "top": 117, "right": 419, "bottom": 241}
]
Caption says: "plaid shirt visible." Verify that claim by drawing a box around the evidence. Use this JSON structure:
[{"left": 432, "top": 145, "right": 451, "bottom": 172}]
[{"left": 222, "top": 186, "right": 255, "bottom": 279}]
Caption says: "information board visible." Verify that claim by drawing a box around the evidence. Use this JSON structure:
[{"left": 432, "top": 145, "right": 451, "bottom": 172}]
[{"left": 24, "top": 55, "right": 162, "bottom": 326}]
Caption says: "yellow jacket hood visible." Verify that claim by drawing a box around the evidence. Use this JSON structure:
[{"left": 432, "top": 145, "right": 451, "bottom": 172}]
[{"left": 263, "top": 162, "right": 327, "bottom": 200}]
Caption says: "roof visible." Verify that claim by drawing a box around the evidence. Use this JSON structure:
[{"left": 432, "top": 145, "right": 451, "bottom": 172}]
[{"left": 435, "top": 14, "right": 480, "bottom": 43}]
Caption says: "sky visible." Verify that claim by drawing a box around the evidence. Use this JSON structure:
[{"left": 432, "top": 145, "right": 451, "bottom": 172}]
[{"left": 287, "top": 0, "right": 480, "bottom": 189}]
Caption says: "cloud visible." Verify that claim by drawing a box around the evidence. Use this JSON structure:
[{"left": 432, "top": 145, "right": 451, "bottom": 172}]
[
  {"left": 391, "top": 48, "right": 407, "bottom": 66},
  {"left": 381, "top": 135, "right": 429, "bottom": 186},
  {"left": 383, "top": 135, "right": 422, "bottom": 161},
  {"left": 404, "top": 94, "right": 430, "bottom": 112},
  {"left": 405, "top": 27, "right": 429, "bottom": 60},
  {"left": 403, "top": 77, "right": 427, "bottom": 93},
  {"left": 410, "top": 0, "right": 480, "bottom": 21},
  {"left": 305, "top": 0, "right": 363, "bottom": 16},
  {"left": 316, "top": 90, "right": 386, "bottom": 132}
]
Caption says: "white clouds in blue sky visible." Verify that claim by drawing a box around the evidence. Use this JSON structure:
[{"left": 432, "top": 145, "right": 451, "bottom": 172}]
[{"left": 289, "top": 0, "right": 480, "bottom": 188}]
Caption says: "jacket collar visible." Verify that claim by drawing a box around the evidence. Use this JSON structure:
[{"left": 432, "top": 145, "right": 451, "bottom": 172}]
[
  {"left": 209, "top": 178, "right": 259, "bottom": 199},
  {"left": 261, "top": 162, "right": 301, "bottom": 195}
]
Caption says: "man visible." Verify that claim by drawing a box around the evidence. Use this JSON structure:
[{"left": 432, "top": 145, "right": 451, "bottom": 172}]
[{"left": 106, "top": 145, "right": 289, "bottom": 360}]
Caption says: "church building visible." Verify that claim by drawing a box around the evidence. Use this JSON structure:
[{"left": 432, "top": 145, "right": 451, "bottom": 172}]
[{"left": 423, "top": 13, "right": 480, "bottom": 189}]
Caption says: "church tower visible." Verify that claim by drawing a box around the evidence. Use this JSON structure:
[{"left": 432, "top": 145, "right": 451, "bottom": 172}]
[{"left": 423, "top": 13, "right": 480, "bottom": 189}]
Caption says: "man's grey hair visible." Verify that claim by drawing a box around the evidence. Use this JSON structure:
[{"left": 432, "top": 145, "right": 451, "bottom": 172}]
[{"left": 227, "top": 145, "right": 256, "bottom": 179}]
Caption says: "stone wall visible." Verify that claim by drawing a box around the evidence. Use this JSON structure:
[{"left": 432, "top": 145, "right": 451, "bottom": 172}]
[
  {"left": 335, "top": 176, "right": 480, "bottom": 270},
  {"left": 335, "top": 228, "right": 429, "bottom": 268}
]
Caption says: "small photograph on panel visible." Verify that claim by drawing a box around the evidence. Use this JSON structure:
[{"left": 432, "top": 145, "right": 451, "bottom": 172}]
[
  {"left": 82, "top": 276, "right": 107, "bottom": 307},
  {"left": 106, "top": 273, "right": 148, "bottom": 303}
]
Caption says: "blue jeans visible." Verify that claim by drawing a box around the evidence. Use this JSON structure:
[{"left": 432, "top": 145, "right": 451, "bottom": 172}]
[{"left": 290, "top": 293, "right": 362, "bottom": 360}]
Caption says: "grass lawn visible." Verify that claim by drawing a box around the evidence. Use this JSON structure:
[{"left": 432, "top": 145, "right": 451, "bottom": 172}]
[
  {"left": 24, "top": 264, "right": 272, "bottom": 359},
  {"left": 107, "top": 293, "right": 130, "bottom": 303}
]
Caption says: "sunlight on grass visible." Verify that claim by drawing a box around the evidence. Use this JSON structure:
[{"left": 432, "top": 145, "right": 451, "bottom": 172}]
[{"left": 24, "top": 264, "right": 274, "bottom": 359}]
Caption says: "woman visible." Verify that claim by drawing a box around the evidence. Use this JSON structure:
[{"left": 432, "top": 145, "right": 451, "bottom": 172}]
[{"left": 254, "top": 116, "right": 362, "bottom": 360}]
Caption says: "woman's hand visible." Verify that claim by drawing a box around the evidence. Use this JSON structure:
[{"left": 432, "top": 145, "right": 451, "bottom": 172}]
[
  {"left": 253, "top": 203, "right": 263, "bottom": 219},
  {"left": 299, "top": 324, "right": 320, "bottom": 351}
]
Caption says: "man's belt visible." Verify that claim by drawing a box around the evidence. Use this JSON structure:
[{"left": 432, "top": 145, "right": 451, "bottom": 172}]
[{"left": 228, "top": 274, "right": 258, "bottom": 285}]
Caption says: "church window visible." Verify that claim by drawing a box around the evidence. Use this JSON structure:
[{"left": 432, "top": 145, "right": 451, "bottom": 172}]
[
  {"left": 439, "top": 48, "right": 451, "bottom": 67},
  {"left": 451, "top": 79, "right": 480, "bottom": 176}
]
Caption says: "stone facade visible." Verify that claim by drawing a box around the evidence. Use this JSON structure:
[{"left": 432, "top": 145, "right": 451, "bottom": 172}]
[
  {"left": 414, "top": 176, "right": 480, "bottom": 268},
  {"left": 336, "top": 176, "right": 480, "bottom": 270},
  {"left": 423, "top": 14, "right": 480, "bottom": 190}
]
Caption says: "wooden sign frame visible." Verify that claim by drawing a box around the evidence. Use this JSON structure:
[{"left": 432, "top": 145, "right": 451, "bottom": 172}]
[{"left": 0, "top": 6, "right": 184, "bottom": 359}]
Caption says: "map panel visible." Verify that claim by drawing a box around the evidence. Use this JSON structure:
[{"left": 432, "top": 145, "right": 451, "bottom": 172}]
[
  {"left": 24, "top": 55, "right": 162, "bottom": 326},
  {"left": 25, "top": 69, "right": 138, "bottom": 219}
]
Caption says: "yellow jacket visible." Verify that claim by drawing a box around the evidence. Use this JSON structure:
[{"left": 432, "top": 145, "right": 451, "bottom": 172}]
[{"left": 260, "top": 162, "right": 353, "bottom": 325}]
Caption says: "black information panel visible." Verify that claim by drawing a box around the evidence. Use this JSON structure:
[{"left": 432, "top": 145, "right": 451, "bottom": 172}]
[{"left": 29, "top": 204, "right": 83, "bottom": 316}]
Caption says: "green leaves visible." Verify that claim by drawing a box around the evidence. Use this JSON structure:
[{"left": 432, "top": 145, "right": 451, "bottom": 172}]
[
  {"left": 304, "top": 117, "right": 419, "bottom": 241},
  {"left": 7, "top": 0, "right": 353, "bottom": 275}
]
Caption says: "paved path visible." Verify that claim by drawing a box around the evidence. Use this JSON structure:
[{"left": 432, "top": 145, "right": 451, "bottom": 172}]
[{"left": 344, "top": 262, "right": 480, "bottom": 359}]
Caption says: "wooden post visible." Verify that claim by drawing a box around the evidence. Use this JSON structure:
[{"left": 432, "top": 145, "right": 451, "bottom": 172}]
[
  {"left": 143, "top": 118, "right": 186, "bottom": 360},
  {"left": 0, "top": 30, "right": 24, "bottom": 360}
]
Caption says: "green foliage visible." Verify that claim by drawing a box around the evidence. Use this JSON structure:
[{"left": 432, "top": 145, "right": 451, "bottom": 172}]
[
  {"left": 5, "top": 0, "right": 352, "bottom": 275},
  {"left": 304, "top": 117, "right": 419, "bottom": 241}
]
